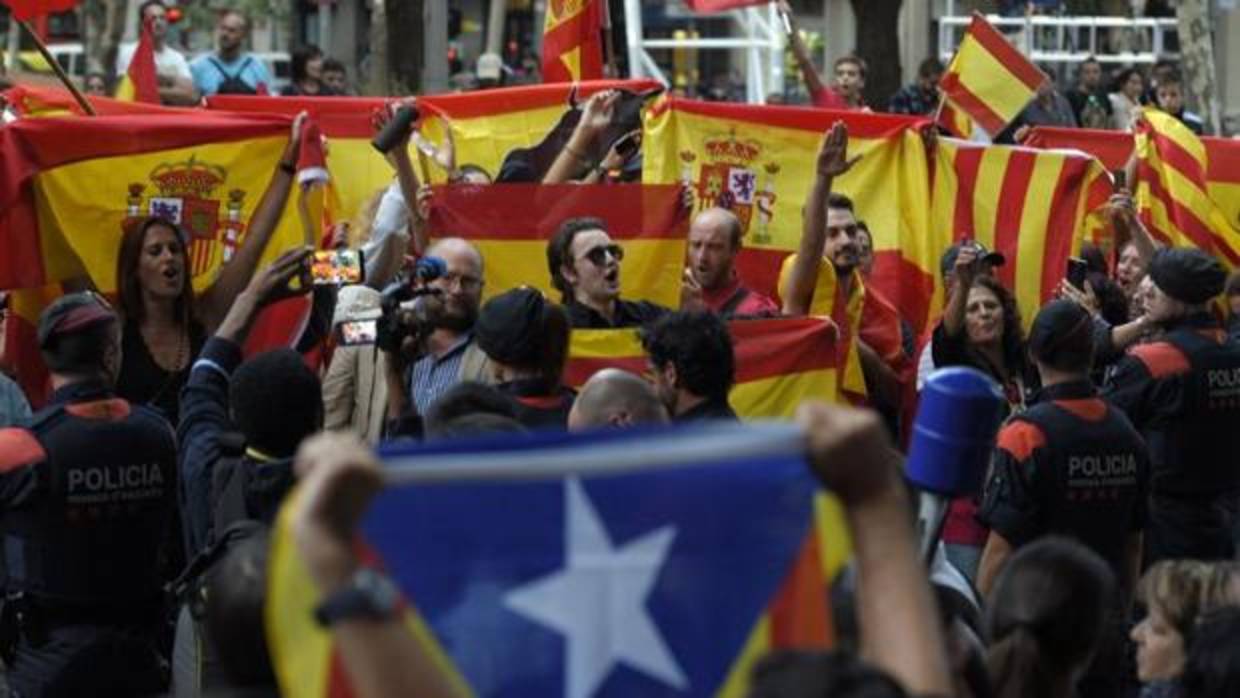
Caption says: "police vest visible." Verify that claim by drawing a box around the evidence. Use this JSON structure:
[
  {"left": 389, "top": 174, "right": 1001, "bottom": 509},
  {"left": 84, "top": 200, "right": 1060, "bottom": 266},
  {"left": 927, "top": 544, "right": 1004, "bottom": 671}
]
[
  {"left": 1011, "top": 398, "right": 1147, "bottom": 572},
  {"left": 1149, "top": 328, "right": 1240, "bottom": 497},
  {"left": 3, "top": 398, "right": 175, "bottom": 607}
]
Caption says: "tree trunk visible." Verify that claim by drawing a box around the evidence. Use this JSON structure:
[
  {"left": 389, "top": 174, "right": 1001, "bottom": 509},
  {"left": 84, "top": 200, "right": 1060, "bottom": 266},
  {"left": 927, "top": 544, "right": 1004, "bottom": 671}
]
[
  {"left": 386, "top": 0, "right": 423, "bottom": 95},
  {"left": 100, "top": 0, "right": 126, "bottom": 80},
  {"left": 850, "top": 0, "right": 903, "bottom": 111},
  {"left": 366, "top": 0, "right": 389, "bottom": 95}
]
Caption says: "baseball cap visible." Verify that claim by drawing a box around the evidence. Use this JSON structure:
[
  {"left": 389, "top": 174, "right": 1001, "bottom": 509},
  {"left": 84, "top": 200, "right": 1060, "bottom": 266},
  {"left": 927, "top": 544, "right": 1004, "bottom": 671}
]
[
  {"left": 940, "top": 241, "right": 1006, "bottom": 278},
  {"left": 1148, "top": 247, "right": 1226, "bottom": 305},
  {"left": 38, "top": 292, "right": 117, "bottom": 349},
  {"left": 475, "top": 287, "right": 547, "bottom": 365}
]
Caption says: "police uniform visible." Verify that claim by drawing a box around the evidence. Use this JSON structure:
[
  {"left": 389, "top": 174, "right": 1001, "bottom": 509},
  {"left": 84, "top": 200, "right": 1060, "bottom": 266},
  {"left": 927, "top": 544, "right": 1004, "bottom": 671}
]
[
  {"left": 0, "top": 382, "right": 176, "bottom": 698},
  {"left": 0, "top": 292, "right": 176, "bottom": 698},
  {"left": 979, "top": 380, "right": 1149, "bottom": 577},
  {"left": 1103, "top": 249, "right": 1240, "bottom": 564}
]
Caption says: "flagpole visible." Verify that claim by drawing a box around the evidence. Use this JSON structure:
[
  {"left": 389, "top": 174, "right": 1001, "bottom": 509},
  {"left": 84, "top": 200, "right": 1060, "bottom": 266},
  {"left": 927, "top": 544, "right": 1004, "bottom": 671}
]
[
  {"left": 17, "top": 20, "right": 96, "bottom": 116},
  {"left": 932, "top": 92, "right": 946, "bottom": 127}
]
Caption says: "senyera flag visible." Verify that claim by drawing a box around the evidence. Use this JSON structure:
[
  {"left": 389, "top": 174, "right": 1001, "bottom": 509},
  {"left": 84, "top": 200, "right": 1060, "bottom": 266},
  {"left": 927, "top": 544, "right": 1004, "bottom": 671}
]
[
  {"left": 0, "top": 111, "right": 319, "bottom": 403},
  {"left": 269, "top": 422, "right": 850, "bottom": 698},
  {"left": 427, "top": 182, "right": 685, "bottom": 309},
  {"left": 1, "top": 0, "right": 78, "bottom": 20},
  {"left": 542, "top": 0, "right": 604, "bottom": 83},
  {"left": 1027, "top": 124, "right": 1240, "bottom": 251},
  {"left": 931, "top": 136, "right": 1111, "bottom": 328},
  {"left": 204, "top": 80, "right": 660, "bottom": 224},
  {"left": 1133, "top": 109, "right": 1240, "bottom": 268},
  {"left": 939, "top": 12, "right": 1047, "bottom": 138}
]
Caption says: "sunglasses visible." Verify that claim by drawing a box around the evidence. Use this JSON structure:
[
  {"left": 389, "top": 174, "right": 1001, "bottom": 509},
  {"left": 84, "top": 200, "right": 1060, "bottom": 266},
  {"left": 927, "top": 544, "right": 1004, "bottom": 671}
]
[{"left": 581, "top": 244, "right": 624, "bottom": 267}]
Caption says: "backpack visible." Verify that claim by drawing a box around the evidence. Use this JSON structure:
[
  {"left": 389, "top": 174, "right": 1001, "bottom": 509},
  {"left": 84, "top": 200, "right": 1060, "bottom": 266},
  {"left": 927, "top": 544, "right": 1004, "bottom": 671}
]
[{"left": 208, "top": 57, "right": 258, "bottom": 95}]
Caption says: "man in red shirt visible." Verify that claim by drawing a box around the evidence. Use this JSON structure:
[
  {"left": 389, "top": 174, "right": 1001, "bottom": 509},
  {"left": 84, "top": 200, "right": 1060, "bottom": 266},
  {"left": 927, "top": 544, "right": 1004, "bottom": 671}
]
[
  {"left": 682, "top": 208, "right": 781, "bottom": 318},
  {"left": 779, "top": 0, "right": 866, "bottom": 110}
]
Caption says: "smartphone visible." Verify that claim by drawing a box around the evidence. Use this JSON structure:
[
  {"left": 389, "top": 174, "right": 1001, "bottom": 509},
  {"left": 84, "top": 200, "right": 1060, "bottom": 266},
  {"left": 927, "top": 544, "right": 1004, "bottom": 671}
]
[
  {"left": 311, "top": 249, "right": 365, "bottom": 286},
  {"left": 337, "top": 319, "right": 378, "bottom": 346},
  {"left": 1066, "top": 257, "right": 1089, "bottom": 291},
  {"left": 1113, "top": 169, "right": 1127, "bottom": 191}
]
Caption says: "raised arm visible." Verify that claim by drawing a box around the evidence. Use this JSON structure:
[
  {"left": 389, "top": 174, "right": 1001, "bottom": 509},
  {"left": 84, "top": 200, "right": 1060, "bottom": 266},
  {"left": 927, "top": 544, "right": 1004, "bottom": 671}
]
[
  {"left": 542, "top": 90, "right": 619, "bottom": 185},
  {"left": 1107, "top": 190, "right": 1157, "bottom": 264},
  {"left": 198, "top": 112, "right": 307, "bottom": 332},
  {"left": 941, "top": 245, "right": 980, "bottom": 338},
  {"left": 782, "top": 122, "right": 858, "bottom": 315},
  {"left": 778, "top": 0, "right": 827, "bottom": 98},
  {"left": 798, "top": 403, "right": 953, "bottom": 696}
]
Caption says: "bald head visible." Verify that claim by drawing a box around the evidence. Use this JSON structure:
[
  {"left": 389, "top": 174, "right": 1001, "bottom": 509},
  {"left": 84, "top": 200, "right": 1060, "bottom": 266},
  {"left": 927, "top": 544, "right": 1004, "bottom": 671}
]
[
  {"left": 427, "top": 237, "right": 484, "bottom": 275},
  {"left": 688, "top": 208, "right": 743, "bottom": 291},
  {"left": 424, "top": 237, "right": 484, "bottom": 331},
  {"left": 567, "top": 368, "right": 669, "bottom": 431}
]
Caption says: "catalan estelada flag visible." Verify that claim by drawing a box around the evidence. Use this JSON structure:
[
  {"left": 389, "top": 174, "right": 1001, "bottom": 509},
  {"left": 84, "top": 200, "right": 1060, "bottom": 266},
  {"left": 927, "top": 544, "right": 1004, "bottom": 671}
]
[
  {"left": 542, "top": 0, "right": 605, "bottom": 83},
  {"left": 939, "top": 12, "right": 1047, "bottom": 138},
  {"left": 269, "top": 423, "right": 847, "bottom": 698},
  {"left": 203, "top": 80, "right": 660, "bottom": 223},
  {"left": 931, "top": 137, "right": 1111, "bottom": 328},
  {"left": 642, "top": 98, "right": 936, "bottom": 336},
  {"left": 114, "top": 17, "right": 159, "bottom": 103},
  {"left": 1133, "top": 109, "right": 1240, "bottom": 268},
  {"left": 428, "top": 182, "right": 686, "bottom": 309}
]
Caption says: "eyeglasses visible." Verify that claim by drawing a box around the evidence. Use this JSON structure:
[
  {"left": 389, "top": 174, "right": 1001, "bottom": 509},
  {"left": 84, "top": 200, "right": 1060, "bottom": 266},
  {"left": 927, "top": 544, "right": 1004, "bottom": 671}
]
[
  {"left": 438, "top": 272, "right": 482, "bottom": 291},
  {"left": 581, "top": 244, "right": 624, "bottom": 267}
]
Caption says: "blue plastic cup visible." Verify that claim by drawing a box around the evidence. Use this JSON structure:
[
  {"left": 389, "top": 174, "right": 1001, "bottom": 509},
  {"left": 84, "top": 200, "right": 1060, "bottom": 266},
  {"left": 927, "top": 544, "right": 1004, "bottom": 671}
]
[{"left": 906, "top": 366, "right": 1005, "bottom": 497}]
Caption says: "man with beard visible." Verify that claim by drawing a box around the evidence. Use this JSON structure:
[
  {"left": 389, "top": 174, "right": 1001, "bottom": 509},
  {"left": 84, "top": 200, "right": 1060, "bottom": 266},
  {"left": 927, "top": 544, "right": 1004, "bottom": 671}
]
[
  {"left": 682, "top": 208, "right": 780, "bottom": 318},
  {"left": 780, "top": 123, "right": 907, "bottom": 412},
  {"left": 394, "top": 238, "right": 494, "bottom": 420},
  {"left": 547, "top": 217, "right": 671, "bottom": 329}
]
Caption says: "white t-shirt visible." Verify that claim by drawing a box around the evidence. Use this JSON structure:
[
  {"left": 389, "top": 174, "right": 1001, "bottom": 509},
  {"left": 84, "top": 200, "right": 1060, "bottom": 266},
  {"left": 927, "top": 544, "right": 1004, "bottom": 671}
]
[{"left": 115, "top": 42, "right": 192, "bottom": 81}]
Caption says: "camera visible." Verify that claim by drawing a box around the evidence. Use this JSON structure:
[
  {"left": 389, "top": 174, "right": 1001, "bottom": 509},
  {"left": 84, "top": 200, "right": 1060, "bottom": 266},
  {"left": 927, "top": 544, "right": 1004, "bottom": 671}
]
[{"left": 375, "top": 257, "right": 446, "bottom": 354}]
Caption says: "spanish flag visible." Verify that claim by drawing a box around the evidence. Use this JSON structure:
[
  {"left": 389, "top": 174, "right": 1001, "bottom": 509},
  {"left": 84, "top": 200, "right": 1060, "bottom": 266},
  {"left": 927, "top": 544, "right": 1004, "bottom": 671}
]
[
  {"left": 0, "top": 112, "right": 316, "bottom": 402},
  {"left": 114, "top": 17, "right": 160, "bottom": 103},
  {"left": 1, "top": 83, "right": 172, "bottom": 117},
  {"left": 939, "top": 12, "right": 1047, "bottom": 138},
  {"left": 203, "top": 80, "right": 660, "bottom": 224},
  {"left": 267, "top": 323, "right": 853, "bottom": 698},
  {"left": 642, "top": 98, "right": 937, "bottom": 335},
  {"left": 1134, "top": 109, "right": 1240, "bottom": 268},
  {"left": 542, "top": 0, "right": 605, "bottom": 83},
  {"left": 931, "top": 137, "right": 1111, "bottom": 328},
  {"left": 427, "top": 182, "right": 686, "bottom": 309}
]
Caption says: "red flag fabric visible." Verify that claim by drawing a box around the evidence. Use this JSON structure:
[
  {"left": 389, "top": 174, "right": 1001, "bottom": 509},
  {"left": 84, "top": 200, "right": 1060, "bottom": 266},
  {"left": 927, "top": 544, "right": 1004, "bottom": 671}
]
[
  {"left": 542, "top": 0, "right": 604, "bottom": 83},
  {"left": 1, "top": 0, "right": 78, "bottom": 21},
  {"left": 115, "top": 17, "right": 160, "bottom": 103}
]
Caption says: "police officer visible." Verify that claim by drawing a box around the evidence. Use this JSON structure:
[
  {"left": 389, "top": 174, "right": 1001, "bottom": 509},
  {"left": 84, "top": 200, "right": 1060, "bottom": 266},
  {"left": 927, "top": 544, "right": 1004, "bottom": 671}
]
[
  {"left": 1103, "top": 247, "right": 1240, "bottom": 565},
  {"left": 0, "top": 292, "right": 175, "bottom": 697},
  {"left": 977, "top": 299, "right": 1149, "bottom": 698}
]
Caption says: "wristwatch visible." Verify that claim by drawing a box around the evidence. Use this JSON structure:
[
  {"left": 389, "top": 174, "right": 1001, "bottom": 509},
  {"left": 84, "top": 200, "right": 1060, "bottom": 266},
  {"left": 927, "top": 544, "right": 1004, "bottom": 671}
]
[{"left": 313, "top": 568, "right": 402, "bottom": 626}]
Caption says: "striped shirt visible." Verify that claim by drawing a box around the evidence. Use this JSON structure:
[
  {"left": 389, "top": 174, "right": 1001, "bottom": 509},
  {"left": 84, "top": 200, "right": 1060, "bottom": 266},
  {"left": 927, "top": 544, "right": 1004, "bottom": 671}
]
[{"left": 409, "top": 333, "right": 474, "bottom": 415}]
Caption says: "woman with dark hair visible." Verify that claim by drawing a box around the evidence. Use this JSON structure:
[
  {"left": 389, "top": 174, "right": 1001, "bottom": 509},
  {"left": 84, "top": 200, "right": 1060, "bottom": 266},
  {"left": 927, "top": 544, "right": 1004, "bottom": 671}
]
[
  {"left": 280, "top": 44, "right": 327, "bottom": 96},
  {"left": 1110, "top": 67, "right": 1146, "bottom": 130},
  {"left": 473, "top": 287, "right": 575, "bottom": 428},
  {"left": 932, "top": 249, "right": 1035, "bottom": 581},
  {"left": 113, "top": 115, "right": 307, "bottom": 422},
  {"left": 986, "top": 537, "right": 1115, "bottom": 698}
]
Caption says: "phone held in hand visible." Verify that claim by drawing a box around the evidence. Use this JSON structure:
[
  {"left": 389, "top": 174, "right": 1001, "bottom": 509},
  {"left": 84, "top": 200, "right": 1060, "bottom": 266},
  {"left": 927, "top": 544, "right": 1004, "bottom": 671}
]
[
  {"left": 1066, "top": 257, "right": 1089, "bottom": 291},
  {"left": 312, "top": 249, "right": 366, "bottom": 286}
]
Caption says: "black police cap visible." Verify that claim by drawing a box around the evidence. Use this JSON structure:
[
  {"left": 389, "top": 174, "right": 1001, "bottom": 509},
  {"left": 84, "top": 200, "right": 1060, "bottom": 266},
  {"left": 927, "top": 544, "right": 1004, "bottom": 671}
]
[
  {"left": 475, "top": 287, "right": 546, "bottom": 365},
  {"left": 1148, "top": 247, "right": 1226, "bottom": 305},
  {"left": 1028, "top": 298, "right": 1094, "bottom": 365},
  {"left": 37, "top": 292, "right": 117, "bottom": 349}
]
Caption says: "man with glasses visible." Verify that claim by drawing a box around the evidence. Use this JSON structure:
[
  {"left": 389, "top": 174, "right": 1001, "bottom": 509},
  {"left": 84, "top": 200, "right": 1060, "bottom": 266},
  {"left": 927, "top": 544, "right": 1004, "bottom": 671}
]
[
  {"left": 397, "top": 238, "right": 494, "bottom": 420},
  {"left": 546, "top": 217, "right": 671, "bottom": 329}
]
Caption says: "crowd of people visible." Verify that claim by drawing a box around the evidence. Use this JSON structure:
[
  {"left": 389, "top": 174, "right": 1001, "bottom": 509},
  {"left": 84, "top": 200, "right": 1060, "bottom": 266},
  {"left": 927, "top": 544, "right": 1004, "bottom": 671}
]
[{"left": 1, "top": 3, "right": 1240, "bottom": 698}]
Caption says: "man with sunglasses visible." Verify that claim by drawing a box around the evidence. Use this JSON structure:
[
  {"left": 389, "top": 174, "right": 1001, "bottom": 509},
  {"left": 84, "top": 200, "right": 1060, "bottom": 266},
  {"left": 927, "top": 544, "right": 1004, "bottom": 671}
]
[{"left": 547, "top": 217, "right": 671, "bottom": 329}]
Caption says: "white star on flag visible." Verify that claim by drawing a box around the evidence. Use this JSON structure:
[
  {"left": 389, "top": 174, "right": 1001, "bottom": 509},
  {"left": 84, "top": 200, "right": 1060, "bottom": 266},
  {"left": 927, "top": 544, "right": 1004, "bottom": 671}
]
[{"left": 504, "top": 477, "right": 688, "bottom": 698}]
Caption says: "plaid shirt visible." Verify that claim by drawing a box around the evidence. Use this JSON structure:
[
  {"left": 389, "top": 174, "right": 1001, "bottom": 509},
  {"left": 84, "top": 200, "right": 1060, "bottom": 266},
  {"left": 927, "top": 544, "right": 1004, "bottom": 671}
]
[{"left": 886, "top": 83, "right": 939, "bottom": 116}]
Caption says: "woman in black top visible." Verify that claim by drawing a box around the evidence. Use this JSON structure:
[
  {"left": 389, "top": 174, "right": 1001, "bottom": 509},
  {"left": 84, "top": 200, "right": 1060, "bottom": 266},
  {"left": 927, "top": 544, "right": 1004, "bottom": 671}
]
[{"left": 113, "top": 116, "right": 307, "bottom": 423}]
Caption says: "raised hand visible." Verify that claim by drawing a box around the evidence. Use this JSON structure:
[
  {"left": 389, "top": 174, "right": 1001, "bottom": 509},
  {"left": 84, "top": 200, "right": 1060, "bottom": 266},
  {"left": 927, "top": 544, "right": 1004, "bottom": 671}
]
[{"left": 816, "top": 121, "right": 862, "bottom": 179}]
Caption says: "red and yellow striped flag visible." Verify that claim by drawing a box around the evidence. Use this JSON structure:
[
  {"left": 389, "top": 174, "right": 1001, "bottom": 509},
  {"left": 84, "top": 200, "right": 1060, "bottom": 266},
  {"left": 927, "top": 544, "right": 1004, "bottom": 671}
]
[
  {"left": 1134, "top": 108, "right": 1240, "bottom": 268},
  {"left": 542, "top": 0, "right": 605, "bottom": 83},
  {"left": 932, "top": 137, "right": 1111, "bottom": 328},
  {"left": 1, "top": 83, "right": 173, "bottom": 117},
  {"left": 114, "top": 17, "right": 159, "bottom": 103},
  {"left": 939, "top": 12, "right": 1047, "bottom": 138}
]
